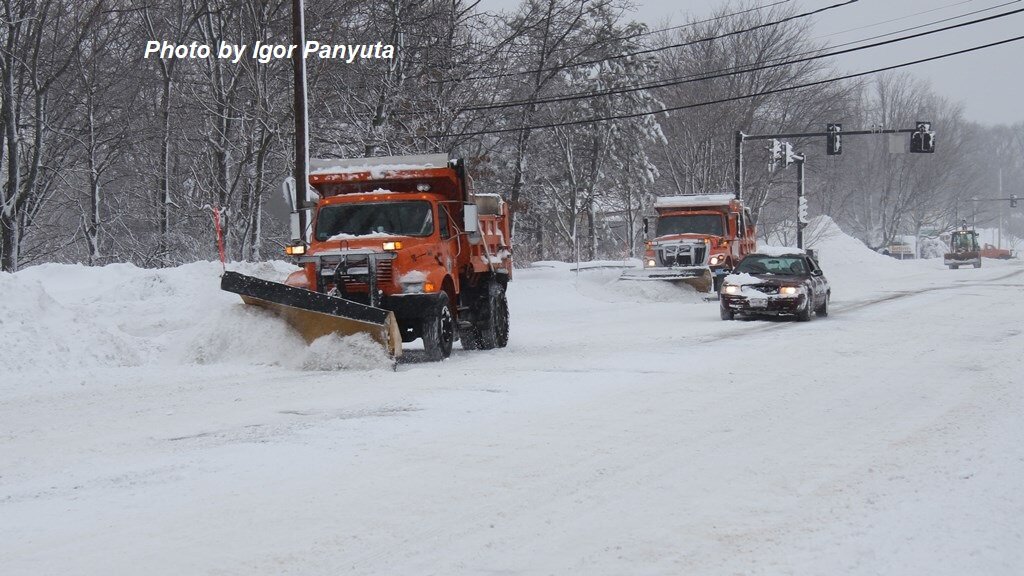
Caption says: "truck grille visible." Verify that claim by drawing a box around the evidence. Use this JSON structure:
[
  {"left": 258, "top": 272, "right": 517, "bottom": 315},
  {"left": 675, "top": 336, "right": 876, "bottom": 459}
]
[
  {"left": 376, "top": 260, "right": 394, "bottom": 285},
  {"left": 656, "top": 243, "right": 707, "bottom": 267},
  {"left": 314, "top": 251, "right": 396, "bottom": 306}
]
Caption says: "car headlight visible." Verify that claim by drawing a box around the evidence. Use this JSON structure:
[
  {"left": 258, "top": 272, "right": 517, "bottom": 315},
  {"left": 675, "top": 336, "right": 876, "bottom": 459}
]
[
  {"left": 723, "top": 284, "right": 739, "bottom": 295},
  {"left": 780, "top": 286, "right": 801, "bottom": 295}
]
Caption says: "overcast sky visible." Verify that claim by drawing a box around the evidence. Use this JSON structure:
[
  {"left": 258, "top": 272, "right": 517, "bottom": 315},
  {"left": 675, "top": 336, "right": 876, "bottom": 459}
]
[{"left": 478, "top": 0, "right": 1024, "bottom": 125}]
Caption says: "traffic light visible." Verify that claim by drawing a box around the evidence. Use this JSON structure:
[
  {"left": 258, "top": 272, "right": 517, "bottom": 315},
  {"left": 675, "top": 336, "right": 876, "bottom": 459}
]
[
  {"left": 910, "top": 121, "right": 935, "bottom": 153},
  {"left": 783, "top": 142, "right": 795, "bottom": 168},
  {"left": 1012, "top": 194, "right": 1019, "bottom": 208},
  {"left": 798, "top": 196, "right": 809, "bottom": 224},
  {"left": 826, "top": 123, "right": 842, "bottom": 155},
  {"left": 766, "top": 139, "right": 782, "bottom": 171}
]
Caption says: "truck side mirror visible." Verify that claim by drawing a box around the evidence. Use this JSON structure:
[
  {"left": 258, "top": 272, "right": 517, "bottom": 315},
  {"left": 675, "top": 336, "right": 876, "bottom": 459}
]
[
  {"left": 283, "top": 177, "right": 297, "bottom": 211},
  {"left": 289, "top": 209, "right": 312, "bottom": 243},
  {"left": 463, "top": 203, "right": 479, "bottom": 233},
  {"left": 642, "top": 217, "right": 649, "bottom": 236}
]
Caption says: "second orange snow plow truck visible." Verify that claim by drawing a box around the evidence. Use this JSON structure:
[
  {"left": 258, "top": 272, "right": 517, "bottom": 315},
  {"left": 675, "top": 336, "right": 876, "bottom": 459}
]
[
  {"left": 622, "top": 194, "right": 757, "bottom": 292},
  {"left": 221, "top": 154, "right": 512, "bottom": 360}
]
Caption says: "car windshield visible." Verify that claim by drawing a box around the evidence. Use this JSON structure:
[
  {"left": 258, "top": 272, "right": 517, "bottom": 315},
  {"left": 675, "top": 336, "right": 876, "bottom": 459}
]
[
  {"left": 315, "top": 201, "right": 433, "bottom": 241},
  {"left": 736, "top": 255, "right": 807, "bottom": 276},
  {"left": 656, "top": 214, "right": 724, "bottom": 237}
]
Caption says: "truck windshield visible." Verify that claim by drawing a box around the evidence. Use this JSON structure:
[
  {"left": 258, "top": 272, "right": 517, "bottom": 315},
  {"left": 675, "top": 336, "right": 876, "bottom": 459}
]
[
  {"left": 315, "top": 201, "right": 433, "bottom": 240},
  {"left": 656, "top": 214, "right": 724, "bottom": 237},
  {"left": 953, "top": 233, "right": 978, "bottom": 251},
  {"left": 736, "top": 256, "right": 807, "bottom": 276}
]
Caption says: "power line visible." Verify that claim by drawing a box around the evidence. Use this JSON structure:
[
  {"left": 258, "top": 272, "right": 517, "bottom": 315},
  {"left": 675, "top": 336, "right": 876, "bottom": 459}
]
[
  {"left": 433, "top": 34, "right": 1024, "bottom": 138},
  {"left": 625, "top": 0, "right": 794, "bottom": 41},
  {"left": 457, "top": 6, "right": 1024, "bottom": 113},
  {"left": 813, "top": 0, "right": 976, "bottom": 39},
  {"left": 434, "top": 0, "right": 860, "bottom": 85}
]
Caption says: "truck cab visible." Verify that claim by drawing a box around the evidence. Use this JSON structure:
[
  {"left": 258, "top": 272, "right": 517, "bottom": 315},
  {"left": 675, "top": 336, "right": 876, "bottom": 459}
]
[{"left": 637, "top": 194, "right": 757, "bottom": 291}]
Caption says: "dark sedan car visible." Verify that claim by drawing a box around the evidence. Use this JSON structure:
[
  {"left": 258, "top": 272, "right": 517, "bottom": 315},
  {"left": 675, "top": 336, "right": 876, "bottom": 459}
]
[{"left": 719, "top": 251, "right": 830, "bottom": 321}]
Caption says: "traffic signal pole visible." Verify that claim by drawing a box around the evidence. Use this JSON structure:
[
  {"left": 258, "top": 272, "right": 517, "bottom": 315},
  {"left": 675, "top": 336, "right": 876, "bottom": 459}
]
[
  {"left": 797, "top": 156, "right": 806, "bottom": 249},
  {"left": 733, "top": 126, "right": 924, "bottom": 201}
]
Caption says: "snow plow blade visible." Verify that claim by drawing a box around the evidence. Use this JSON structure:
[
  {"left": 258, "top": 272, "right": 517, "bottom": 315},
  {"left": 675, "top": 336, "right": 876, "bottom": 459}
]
[
  {"left": 619, "top": 266, "right": 714, "bottom": 293},
  {"left": 220, "top": 271, "right": 402, "bottom": 358}
]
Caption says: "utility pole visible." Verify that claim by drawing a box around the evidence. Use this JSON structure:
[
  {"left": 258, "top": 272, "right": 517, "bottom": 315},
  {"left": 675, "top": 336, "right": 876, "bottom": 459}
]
[
  {"left": 292, "top": 0, "right": 310, "bottom": 242},
  {"left": 998, "top": 168, "right": 1003, "bottom": 248}
]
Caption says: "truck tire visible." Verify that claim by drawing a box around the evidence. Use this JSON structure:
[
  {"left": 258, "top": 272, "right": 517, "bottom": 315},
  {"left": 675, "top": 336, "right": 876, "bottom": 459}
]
[
  {"left": 460, "top": 324, "right": 482, "bottom": 350},
  {"left": 973, "top": 262, "right": 981, "bottom": 269},
  {"left": 478, "top": 281, "right": 509, "bottom": 349},
  {"left": 421, "top": 292, "right": 454, "bottom": 361}
]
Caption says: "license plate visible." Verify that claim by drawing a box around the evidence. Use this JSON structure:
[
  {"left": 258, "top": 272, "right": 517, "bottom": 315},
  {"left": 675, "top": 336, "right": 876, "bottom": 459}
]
[{"left": 749, "top": 298, "right": 767, "bottom": 308}]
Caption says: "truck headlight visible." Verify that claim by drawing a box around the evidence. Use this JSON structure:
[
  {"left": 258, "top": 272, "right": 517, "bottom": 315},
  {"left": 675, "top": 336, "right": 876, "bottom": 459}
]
[
  {"left": 382, "top": 241, "right": 403, "bottom": 251},
  {"left": 646, "top": 259, "right": 656, "bottom": 267},
  {"left": 723, "top": 284, "right": 739, "bottom": 295},
  {"left": 709, "top": 255, "right": 724, "bottom": 266}
]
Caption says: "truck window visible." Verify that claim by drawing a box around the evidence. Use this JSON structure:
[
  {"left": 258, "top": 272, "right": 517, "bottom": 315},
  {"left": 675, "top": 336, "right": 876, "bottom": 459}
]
[
  {"left": 438, "top": 204, "right": 450, "bottom": 239},
  {"left": 656, "top": 214, "right": 724, "bottom": 237},
  {"left": 315, "top": 201, "right": 434, "bottom": 240}
]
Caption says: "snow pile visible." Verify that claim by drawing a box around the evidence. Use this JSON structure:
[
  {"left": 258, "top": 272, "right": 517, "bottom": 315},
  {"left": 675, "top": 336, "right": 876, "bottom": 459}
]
[
  {"left": 0, "top": 272, "right": 144, "bottom": 373},
  {"left": 800, "top": 216, "right": 901, "bottom": 270},
  {"left": 2, "top": 260, "right": 392, "bottom": 376}
]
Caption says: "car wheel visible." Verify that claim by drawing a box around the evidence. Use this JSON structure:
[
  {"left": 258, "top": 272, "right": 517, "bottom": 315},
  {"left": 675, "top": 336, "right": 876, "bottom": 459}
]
[
  {"left": 815, "top": 293, "right": 829, "bottom": 317},
  {"left": 973, "top": 262, "right": 981, "bottom": 269},
  {"left": 720, "top": 303, "right": 734, "bottom": 321},
  {"left": 796, "top": 299, "right": 812, "bottom": 322}
]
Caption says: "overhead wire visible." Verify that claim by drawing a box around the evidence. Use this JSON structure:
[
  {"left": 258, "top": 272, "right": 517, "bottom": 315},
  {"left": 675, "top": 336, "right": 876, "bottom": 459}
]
[
  {"left": 430, "top": 34, "right": 1024, "bottom": 138},
  {"left": 432, "top": 0, "right": 860, "bottom": 84},
  {"left": 455, "top": 4, "right": 1024, "bottom": 113}
]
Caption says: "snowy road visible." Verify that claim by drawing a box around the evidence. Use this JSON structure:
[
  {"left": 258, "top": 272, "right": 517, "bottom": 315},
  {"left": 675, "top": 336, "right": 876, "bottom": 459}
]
[{"left": 3, "top": 245, "right": 1023, "bottom": 574}]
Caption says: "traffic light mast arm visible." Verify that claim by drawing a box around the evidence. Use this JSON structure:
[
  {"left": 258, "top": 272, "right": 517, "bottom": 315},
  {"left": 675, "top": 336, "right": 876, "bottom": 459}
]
[{"left": 743, "top": 128, "right": 918, "bottom": 141}]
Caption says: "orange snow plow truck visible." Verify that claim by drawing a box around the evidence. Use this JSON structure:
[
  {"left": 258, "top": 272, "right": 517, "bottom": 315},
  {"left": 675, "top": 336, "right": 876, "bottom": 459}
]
[
  {"left": 621, "top": 193, "right": 756, "bottom": 292},
  {"left": 221, "top": 154, "right": 512, "bottom": 361}
]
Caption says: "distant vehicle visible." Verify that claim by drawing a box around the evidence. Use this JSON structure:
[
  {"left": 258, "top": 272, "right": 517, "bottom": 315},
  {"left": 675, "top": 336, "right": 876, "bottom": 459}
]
[
  {"left": 719, "top": 250, "right": 830, "bottom": 322},
  {"left": 944, "top": 224, "right": 981, "bottom": 269},
  {"left": 979, "top": 243, "right": 1015, "bottom": 260},
  {"left": 621, "top": 193, "right": 757, "bottom": 292}
]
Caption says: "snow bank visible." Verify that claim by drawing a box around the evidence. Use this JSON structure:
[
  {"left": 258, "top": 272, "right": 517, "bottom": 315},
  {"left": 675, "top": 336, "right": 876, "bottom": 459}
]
[{"left": 2, "top": 260, "right": 392, "bottom": 376}]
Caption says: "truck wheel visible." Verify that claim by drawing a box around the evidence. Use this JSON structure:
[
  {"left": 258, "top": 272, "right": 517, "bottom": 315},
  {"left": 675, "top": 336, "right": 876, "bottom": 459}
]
[
  {"left": 421, "top": 292, "right": 454, "bottom": 361},
  {"left": 479, "top": 281, "right": 509, "bottom": 349},
  {"left": 460, "top": 325, "right": 482, "bottom": 350},
  {"left": 949, "top": 264, "right": 958, "bottom": 270},
  {"left": 973, "top": 262, "right": 981, "bottom": 269}
]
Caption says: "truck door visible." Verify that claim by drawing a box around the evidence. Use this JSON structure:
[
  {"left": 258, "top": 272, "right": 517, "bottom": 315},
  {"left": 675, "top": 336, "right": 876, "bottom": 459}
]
[{"left": 437, "top": 202, "right": 459, "bottom": 282}]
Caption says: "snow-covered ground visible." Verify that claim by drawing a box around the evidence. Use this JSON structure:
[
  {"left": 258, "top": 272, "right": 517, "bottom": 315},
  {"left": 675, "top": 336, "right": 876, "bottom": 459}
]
[{"left": 2, "top": 220, "right": 1023, "bottom": 575}]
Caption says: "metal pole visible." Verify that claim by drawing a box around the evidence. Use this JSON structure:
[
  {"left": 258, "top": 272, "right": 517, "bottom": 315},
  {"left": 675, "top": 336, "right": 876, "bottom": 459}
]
[
  {"left": 998, "top": 168, "right": 1003, "bottom": 248},
  {"left": 734, "top": 131, "right": 744, "bottom": 200},
  {"left": 797, "top": 158, "right": 805, "bottom": 249},
  {"left": 292, "top": 0, "right": 310, "bottom": 238}
]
